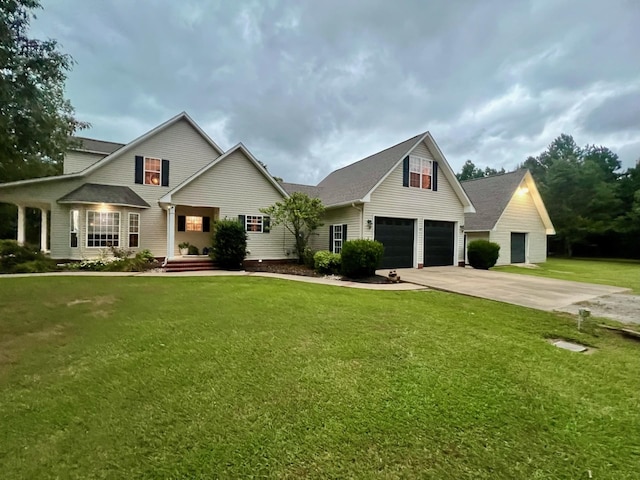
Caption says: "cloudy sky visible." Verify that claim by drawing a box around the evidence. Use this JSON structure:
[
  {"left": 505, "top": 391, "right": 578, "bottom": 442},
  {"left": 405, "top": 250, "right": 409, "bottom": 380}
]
[{"left": 32, "top": 0, "right": 640, "bottom": 184}]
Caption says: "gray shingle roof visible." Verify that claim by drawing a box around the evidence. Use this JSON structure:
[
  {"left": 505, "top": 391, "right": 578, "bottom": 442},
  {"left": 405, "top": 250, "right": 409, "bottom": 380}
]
[
  {"left": 71, "top": 136, "right": 125, "bottom": 154},
  {"left": 279, "top": 182, "right": 324, "bottom": 198},
  {"left": 461, "top": 170, "right": 527, "bottom": 230},
  {"left": 57, "top": 183, "right": 150, "bottom": 208},
  {"left": 316, "top": 133, "right": 425, "bottom": 206}
]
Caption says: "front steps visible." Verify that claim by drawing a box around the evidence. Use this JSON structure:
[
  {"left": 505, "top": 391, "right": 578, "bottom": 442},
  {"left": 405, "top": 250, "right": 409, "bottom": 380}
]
[{"left": 164, "top": 256, "right": 218, "bottom": 273}]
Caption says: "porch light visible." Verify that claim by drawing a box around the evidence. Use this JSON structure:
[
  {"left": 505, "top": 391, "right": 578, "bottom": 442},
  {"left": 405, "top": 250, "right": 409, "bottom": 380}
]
[{"left": 517, "top": 187, "right": 529, "bottom": 195}]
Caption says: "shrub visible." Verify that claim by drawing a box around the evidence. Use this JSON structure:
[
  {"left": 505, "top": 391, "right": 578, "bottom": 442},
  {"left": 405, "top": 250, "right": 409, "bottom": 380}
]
[
  {"left": 340, "top": 239, "right": 384, "bottom": 278},
  {"left": 211, "top": 219, "right": 247, "bottom": 269},
  {"left": 188, "top": 245, "right": 199, "bottom": 255},
  {"left": 467, "top": 240, "right": 500, "bottom": 270},
  {"left": 313, "top": 250, "right": 341, "bottom": 274},
  {"left": 302, "top": 247, "right": 316, "bottom": 268},
  {"left": 0, "top": 240, "right": 57, "bottom": 274}
]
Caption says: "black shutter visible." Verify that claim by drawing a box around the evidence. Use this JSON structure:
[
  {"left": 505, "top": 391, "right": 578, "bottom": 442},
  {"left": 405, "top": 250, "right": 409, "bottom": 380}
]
[
  {"left": 177, "top": 215, "right": 186, "bottom": 232},
  {"left": 135, "top": 156, "right": 144, "bottom": 184},
  {"left": 238, "top": 215, "right": 246, "bottom": 230},
  {"left": 433, "top": 161, "right": 438, "bottom": 191},
  {"left": 161, "top": 159, "right": 170, "bottom": 186},
  {"left": 329, "top": 225, "right": 334, "bottom": 252},
  {"left": 263, "top": 216, "right": 270, "bottom": 233},
  {"left": 402, "top": 156, "right": 409, "bottom": 187},
  {"left": 342, "top": 224, "right": 347, "bottom": 242},
  {"left": 203, "top": 216, "right": 210, "bottom": 232}
]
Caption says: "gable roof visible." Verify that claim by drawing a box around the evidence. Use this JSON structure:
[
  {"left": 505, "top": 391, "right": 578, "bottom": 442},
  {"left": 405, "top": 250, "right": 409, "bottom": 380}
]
[
  {"left": 462, "top": 170, "right": 554, "bottom": 234},
  {"left": 308, "top": 132, "right": 474, "bottom": 212},
  {"left": 280, "top": 182, "right": 323, "bottom": 198},
  {"left": 159, "top": 143, "right": 289, "bottom": 204},
  {"left": 317, "top": 133, "right": 424, "bottom": 206},
  {"left": 0, "top": 112, "right": 225, "bottom": 189},
  {"left": 71, "top": 137, "right": 125, "bottom": 155},
  {"left": 58, "top": 183, "right": 150, "bottom": 208}
]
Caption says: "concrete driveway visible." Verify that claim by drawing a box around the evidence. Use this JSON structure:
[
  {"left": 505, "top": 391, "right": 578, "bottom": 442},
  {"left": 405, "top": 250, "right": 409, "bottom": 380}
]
[{"left": 380, "top": 267, "right": 630, "bottom": 311}]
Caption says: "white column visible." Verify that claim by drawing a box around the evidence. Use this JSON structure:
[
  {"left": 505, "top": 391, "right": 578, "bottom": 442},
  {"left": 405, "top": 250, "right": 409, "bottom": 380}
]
[
  {"left": 17, "top": 205, "right": 26, "bottom": 245},
  {"left": 166, "top": 205, "right": 176, "bottom": 260},
  {"left": 40, "top": 208, "right": 48, "bottom": 252}
]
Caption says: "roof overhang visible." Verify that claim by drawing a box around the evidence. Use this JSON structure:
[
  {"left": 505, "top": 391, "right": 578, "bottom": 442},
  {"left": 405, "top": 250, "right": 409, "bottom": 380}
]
[{"left": 57, "top": 183, "right": 151, "bottom": 209}]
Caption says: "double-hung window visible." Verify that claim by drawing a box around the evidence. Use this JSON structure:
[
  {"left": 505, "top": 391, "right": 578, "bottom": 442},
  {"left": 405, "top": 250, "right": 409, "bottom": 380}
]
[
  {"left": 144, "top": 157, "right": 161, "bottom": 185},
  {"left": 409, "top": 156, "right": 432, "bottom": 190},
  {"left": 333, "top": 224, "right": 344, "bottom": 253},
  {"left": 70, "top": 209, "right": 79, "bottom": 248},
  {"left": 128, "top": 213, "right": 140, "bottom": 247},
  {"left": 246, "top": 215, "right": 263, "bottom": 232},
  {"left": 87, "top": 211, "right": 120, "bottom": 247},
  {"left": 186, "top": 216, "right": 203, "bottom": 232}
]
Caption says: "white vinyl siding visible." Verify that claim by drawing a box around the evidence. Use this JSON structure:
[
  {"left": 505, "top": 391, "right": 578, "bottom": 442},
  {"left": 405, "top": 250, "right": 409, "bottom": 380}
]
[
  {"left": 63, "top": 151, "right": 106, "bottom": 174},
  {"left": 491, "top": 184, "right": 548, "bottom": 265},
  {"left": 172, "top": 149, "right": 293, "bottom": 260},
  {"left": 310, "top": 206, "right": 362, "bottom": 253},
  {"left": 363, "top": 140, "right": 465, "bottom": 267}
]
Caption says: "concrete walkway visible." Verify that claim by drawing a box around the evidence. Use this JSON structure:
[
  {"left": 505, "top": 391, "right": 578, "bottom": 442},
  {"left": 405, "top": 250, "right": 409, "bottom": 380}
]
[
  {"left": 0, "top": 270, "right": 425, "bottom": 291},
  {"left": 381, "top": 267, "right": 630, "bottom": 311}
]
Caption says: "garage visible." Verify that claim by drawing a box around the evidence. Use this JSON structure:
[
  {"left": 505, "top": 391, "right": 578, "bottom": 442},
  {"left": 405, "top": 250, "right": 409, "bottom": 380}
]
[
  {"left": 374, "top": 217, "right": 415, "bottom": 269},
  {"left": 511, "top": 232, "right": 526, "bottom": 263},
  {"left": 423, "top": 220, "right": 455, "bottom": 266}
]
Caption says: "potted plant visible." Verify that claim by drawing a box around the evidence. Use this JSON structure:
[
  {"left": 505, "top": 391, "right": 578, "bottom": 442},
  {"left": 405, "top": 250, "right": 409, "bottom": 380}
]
[{"left": 178, "top": 242, "right": 190, "bottom": 256}]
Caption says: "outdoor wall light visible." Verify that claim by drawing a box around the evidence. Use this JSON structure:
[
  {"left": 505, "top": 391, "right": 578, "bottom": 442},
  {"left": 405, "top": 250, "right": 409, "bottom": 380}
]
[
  {"left": 366, "top": 219, "right": 372, "bottom": 229},
  {"left": 517, "top": 187, "right": 529, "bottom": 195}
]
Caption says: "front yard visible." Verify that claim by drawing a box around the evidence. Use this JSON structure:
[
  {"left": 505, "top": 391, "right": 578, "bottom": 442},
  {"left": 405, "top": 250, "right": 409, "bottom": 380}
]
[
  {"left": 1, "top": 277, "right": 639, "bottom": 478},
  {"left": 495, "top": 257, "right": 640, "bottom": 293}
]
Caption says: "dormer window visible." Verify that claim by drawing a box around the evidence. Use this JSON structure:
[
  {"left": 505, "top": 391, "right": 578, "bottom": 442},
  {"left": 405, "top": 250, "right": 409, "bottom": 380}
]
[
  {"left": 409, "top": 156, "right": 432, "bottom": 190},
  {"left": 145, "top": 157, "right": 161, "bottom": 186}
]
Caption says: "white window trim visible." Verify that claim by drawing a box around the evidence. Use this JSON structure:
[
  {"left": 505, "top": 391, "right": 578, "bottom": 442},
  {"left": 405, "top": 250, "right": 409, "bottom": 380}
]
[
  {"left": 409, "top": 155, "right": 433, "bottom": 190},
  {"left": 128, "top": 212, "right": 140, "bottom": 248},
  {"left": 332, "top": 224, "right": 343, "bottom": 254},
  {"left": 245, "top": 215, "right": 264, "bottom": 233},
  {"left": 144, "top": 156, "right": 162, "bottom": 186},
  {"left": 70, "top": 209, "right": 79, "bottom": 248},
  {"left": 86, "top": 210, "right": 121, "bottom": 248}
]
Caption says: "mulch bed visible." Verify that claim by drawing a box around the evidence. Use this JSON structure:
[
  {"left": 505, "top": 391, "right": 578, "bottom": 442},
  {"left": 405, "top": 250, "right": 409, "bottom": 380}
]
[{"left": 245, "top": 263, "right": 392, "bottom": 284}]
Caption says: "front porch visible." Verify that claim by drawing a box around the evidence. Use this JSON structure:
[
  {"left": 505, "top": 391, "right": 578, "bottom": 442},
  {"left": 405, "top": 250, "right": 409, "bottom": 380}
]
[
  {"left": 165, "top": 205, "right": 219, "bottom": 260},
  {"left": 3, "top": 202, "right": 51, "bottom": 252}
]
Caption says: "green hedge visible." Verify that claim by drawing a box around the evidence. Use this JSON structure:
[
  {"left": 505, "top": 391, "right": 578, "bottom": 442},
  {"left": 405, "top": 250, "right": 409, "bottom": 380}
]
[
  {"left": 211, "top": 219, "right": 247, "bottom": 269},
  {"left": 0, "top": 240, "right": 57, "bottom": 274},
  {"left": 313, "top": 250, "right": 341, "bottom": 274},
  {"left": 467, "top": 240, "right": 500, "bottom": 270},
  {"left": 340, "top": 239, "right": 384, "bottom": 278}
]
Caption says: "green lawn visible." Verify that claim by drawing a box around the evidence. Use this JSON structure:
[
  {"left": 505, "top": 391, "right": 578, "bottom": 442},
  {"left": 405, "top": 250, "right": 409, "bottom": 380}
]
[
  {"left": 495, "top": 257, "right": 640, "bottom": 293},
  {"left": 1, "top": 277, "right": 639, "bottom": 479}
]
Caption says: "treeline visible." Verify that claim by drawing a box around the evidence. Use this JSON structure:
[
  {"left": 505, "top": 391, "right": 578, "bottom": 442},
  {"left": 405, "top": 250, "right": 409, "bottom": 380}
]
[{"left": 457, "top": 134, "right": 640, "bottom": 259}]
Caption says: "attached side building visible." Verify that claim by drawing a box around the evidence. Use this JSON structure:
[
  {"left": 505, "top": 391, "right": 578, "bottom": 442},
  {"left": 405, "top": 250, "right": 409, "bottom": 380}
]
[{"left": 461, "top": 170, "right": 555, "bottom": 265}]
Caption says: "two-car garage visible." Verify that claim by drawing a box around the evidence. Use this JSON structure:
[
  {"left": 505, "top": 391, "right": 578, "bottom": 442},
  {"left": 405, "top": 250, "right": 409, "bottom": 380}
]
[{"left": 374, "top": 217, "right": 456, "bottom": 269}]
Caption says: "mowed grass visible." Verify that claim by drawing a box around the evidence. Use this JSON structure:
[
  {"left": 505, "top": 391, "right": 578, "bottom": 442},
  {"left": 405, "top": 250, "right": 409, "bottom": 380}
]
[
  {"left": 0, "top": 277, "right": 639, "bottom": 479},
  {"left": 495, "top": 257, "right": 640, "bottom": 293}
]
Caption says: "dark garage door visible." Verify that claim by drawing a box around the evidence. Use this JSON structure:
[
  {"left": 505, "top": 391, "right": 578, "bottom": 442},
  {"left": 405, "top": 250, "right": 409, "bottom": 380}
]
[
  {"left": 511, "top": 233, "right": 526, "bottom": 263},
  {"left": 374, "top": 217, "right": 414, "bottom": 269},
  {"left": 423, "top": 220, "right": 455, "bottom": 267}
]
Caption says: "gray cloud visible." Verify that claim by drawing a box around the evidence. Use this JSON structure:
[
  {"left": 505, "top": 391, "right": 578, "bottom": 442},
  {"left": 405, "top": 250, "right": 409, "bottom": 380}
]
[{"left": 31, "top": 0, "right": 640, "bottom": 182}]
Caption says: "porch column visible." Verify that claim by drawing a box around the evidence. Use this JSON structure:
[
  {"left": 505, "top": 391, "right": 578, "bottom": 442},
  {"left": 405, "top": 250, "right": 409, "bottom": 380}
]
[
  {"left": 40, "top": 208, "right": 49, "bottom": 252},
  {"left": 166, "top": 205, "right": 176, "bottom": 260},
  {"left": 17, "top": 205, "right": 26, "bottom": 245}
]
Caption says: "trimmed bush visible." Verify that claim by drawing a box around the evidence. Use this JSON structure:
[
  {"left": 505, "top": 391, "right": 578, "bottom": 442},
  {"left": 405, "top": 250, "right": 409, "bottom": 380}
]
[
  {"left": 211, "top": 219, "right": 247, "bottom": 269},
  {"left": 0, "top": 240, "right": 57, "bottom": 274},
  {"left": 313, "top": 250, "right": 341, "bottom": 274},
  {"left": 340, "top": 239, "right": 384, "bottom": 278},
  {"left": 467, "top": 240, "right": 500, "bottom": 270}
]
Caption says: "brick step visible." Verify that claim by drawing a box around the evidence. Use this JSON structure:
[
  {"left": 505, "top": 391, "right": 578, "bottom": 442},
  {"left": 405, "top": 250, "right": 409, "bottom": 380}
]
[{"left": 164, "top": 257, "right": 218, "bottom": 273}]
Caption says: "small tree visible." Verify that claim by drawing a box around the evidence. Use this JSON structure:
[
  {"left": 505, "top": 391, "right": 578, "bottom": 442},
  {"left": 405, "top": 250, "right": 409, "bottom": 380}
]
[
  {"left": 211, "top": 219, "right": 247, "bottom": 269},
  {"left": 260, "top": 192, "right": 324, "bottom": 263}
]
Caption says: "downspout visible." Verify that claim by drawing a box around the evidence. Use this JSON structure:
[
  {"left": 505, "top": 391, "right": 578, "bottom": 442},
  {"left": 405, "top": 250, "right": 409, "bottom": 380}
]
[{"left": 351, "top": 203, "right": 363, "bottom": 238}]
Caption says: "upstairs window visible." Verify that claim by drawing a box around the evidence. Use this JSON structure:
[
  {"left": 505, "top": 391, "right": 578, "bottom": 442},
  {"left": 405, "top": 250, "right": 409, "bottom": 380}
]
[
  {"left": 144, "top": 157, "right": 161, "bottom": 185},
  {"left": 409, "top": 156, "right": 432, "bottom": 190}
]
